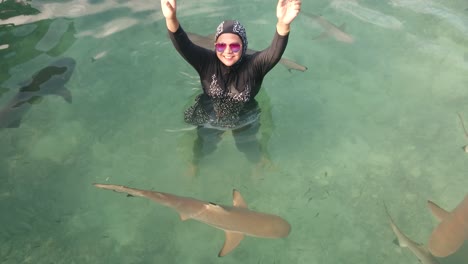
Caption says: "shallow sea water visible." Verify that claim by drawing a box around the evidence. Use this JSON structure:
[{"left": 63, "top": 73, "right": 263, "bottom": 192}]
[{"left": 1, "top": 0, "right": 468, "bottom": 263}]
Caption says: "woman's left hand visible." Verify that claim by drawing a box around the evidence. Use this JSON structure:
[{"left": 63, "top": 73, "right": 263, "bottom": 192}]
[{"left": 277, "top": 0, "right": 301, "bottom": 25}]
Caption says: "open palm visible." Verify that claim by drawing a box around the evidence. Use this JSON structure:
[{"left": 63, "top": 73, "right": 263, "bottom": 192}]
[
  {"left": 161, "top": 0, "right": 176, "bottom": 19},
  {"left": 277, "top": 0, "right": 301, "bottom": 25}
]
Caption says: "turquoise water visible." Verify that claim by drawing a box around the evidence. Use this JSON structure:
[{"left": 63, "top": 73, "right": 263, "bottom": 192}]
[{"left": 1, "top": 0, "right": 468, "bottom": 263}]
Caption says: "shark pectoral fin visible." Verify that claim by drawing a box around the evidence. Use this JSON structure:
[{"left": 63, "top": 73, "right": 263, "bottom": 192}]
[
  {"left": 218, "top": 231, "right": 244, "bottom": 257},
  {"left": 232, "top": 189, "right": 248, "bottom": 208},
  {"left": 427, "top": 200, "right": 450, "bottom": 221},
  {"left": 55, "top": 87, "right": 72, "bottom": 103}
]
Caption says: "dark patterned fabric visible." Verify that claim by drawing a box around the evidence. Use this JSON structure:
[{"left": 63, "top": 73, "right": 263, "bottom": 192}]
[
  {"left": 184, "top": 94, "right": 260, "bottom": 130},
  {"left": 169, "top": 25, "right": 288, "bottom": 130}
]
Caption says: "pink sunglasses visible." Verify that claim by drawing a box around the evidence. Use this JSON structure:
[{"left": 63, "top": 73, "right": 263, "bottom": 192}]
[{"left": 214, "top": 42, "right": 241, "bottom": 53}]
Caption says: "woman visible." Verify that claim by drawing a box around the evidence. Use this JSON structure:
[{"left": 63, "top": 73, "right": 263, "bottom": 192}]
[{"left": 161, "top": 0, "right": 302, "bottom": 176}]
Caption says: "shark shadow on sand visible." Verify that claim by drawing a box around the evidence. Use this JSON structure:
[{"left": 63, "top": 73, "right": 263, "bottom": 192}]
[{"left": 0, "top": 57, "right": 76, "bottom": 129}]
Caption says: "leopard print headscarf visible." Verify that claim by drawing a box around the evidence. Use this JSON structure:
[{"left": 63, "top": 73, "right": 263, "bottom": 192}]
[{"left": 214, "top": 20, "right": 248, "bottom": 63}]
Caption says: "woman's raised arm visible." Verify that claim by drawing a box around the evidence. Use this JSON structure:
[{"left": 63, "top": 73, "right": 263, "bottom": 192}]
[
  {"left": 161, "top": 0, "right": 180, "bottom": 32},
  {"left": 276, "top": 0, "right": 301, "bottom": 36}
]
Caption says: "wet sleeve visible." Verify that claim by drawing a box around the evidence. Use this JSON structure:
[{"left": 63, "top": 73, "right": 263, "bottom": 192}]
[
  {"left": 168, "top": 26, "right": 213, "bottom": 73},
  {"left": 251, "top": 31, "right": 289, "bottom": 75}
]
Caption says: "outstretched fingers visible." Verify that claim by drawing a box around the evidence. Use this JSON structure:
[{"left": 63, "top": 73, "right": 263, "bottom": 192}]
[
  {"left": 166, "top": 0, "right": 175, "bottom": 10},
  {"left": 289, "top": 0, "right": 301, "bottom": 10},
  {"left": 161, "top": 0, "right": 177, "bottom": 19}
]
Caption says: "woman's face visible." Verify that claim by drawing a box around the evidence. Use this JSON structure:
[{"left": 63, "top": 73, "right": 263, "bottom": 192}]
[{"left": 215, "top": 33, "right": 243, "bottom": 67}]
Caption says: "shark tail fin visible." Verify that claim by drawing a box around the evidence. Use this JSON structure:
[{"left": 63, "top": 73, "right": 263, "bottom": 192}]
[
  {"left": 384, "top": 201, "right": 409, "bottom": 248},
  {"left": 392, "top": 237, "right": 409, "bottom": 248},
  {"left": 393, "top": 234, "right": 409, "bottom": 248}
]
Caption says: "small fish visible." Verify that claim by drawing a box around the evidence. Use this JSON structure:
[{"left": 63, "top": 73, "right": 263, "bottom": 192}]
[
  {"left": 384, "top": 203, "right": 440, "bottom": 264},
  {"left": 187, "top": 32, "right": 308, "bottom": 72},
  {"left": 165, "top": 126, "right": 197, "bottom": 132},
  {"left": 0, "top": 57, "right": 75, "bottom": 128},
  {"left": 91, "top": 50, "right": 108, "bottom": 62},
  {"left": 93, "top": 183, "right": 291, "bottom": 257},
  {"left": 427, "top": 195, "right": 468, "bottom": 257}
]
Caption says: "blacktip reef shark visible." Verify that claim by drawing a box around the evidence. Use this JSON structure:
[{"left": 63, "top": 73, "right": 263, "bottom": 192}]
[
  {"left": 0, "top": 57, "right": 75, "bottom": 128},
  {"left": 93, "top": 183, "right": 291, "bottom": 257},
  {"left": 186, "top": 32, "right": 308, "bottom": 72},
  {"left": 384, "top": 203, "right": 440, "bottom": 264},
  {"left": 427, "top": 194, "right": 468, "bottom": 257},
  {"left": 302, "top": 12, "right": 355, "bottom": 44}
]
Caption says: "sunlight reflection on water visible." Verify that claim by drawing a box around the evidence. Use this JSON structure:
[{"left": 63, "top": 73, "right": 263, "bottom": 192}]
[{"left": 1, "top": 0, "right": 468, "bottom": 263}]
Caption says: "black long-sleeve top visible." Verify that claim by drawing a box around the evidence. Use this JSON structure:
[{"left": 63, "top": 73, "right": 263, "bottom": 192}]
[{"left": 168, "top": 25, "right": 289, "bottom": 129}]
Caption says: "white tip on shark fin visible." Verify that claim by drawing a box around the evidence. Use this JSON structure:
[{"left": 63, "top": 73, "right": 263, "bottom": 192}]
[
  {"left": 232, "top": 189, "right": 248, "bottom": 208},
  {"left": 218, "top": 231, "right": 244, "bottom": 257},
  {"left": 427, "top": 200, "right": 450, "bottom": 222},
  {"left": 384, "top": 202, "right": 409, "bottom": 248},
  {"left": 179, "top": 213, "right": 190, "bottom": 221},
  {"left": 394, "top": 236, "right": 409, "bottom": 248}
]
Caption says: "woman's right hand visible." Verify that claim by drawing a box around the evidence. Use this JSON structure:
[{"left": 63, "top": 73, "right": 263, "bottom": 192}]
[{"left": 161, "top": 0, "right": 176, "bottom": 19}]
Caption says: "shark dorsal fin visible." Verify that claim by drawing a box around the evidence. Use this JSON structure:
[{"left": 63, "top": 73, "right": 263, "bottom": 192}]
[
  {"left": 218, "top": 231, "right": 244, "bottom": 257},
  {"left": 427, "top": 200, "right": 450, "bottom": 221},
  {"left": 232, "top": 189, "right": 248, "bottom": 208}
]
